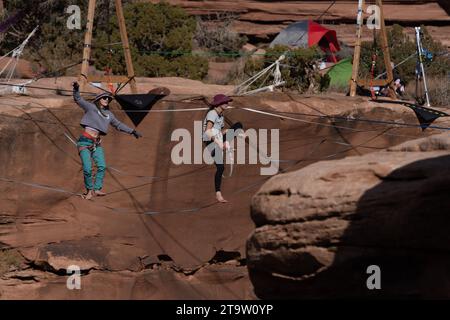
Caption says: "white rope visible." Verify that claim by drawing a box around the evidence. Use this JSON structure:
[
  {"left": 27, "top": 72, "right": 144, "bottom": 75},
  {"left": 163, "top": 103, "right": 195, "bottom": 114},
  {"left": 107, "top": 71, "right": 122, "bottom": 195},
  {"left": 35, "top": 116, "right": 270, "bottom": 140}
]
[
  {"left": 240, "top": 81, "right": 286, "bottom": 96},
  {"left": 375, "top": 53, "right": 416, "bottom": 80},
  {"left": 232, "top": 55, "right": 286, "bottom": 96},
  {"left": 0, "top": 26, "right": 38, "bottom": 93},
  {"left": 150, "top": 107, "right": 208, "bottom": 112},
  {"left": 233, "top": 63, "right": 277, "bottom": 95}
]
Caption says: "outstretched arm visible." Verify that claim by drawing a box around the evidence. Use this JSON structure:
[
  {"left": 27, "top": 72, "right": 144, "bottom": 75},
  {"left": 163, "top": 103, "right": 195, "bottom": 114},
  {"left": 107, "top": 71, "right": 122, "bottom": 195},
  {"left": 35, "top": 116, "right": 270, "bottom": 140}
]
[
  {"left": 109, "top": 113, "right": 142, "bottom": 138},
  {"left": 73, "top": 82, "right": 95, "bottom": 112}
]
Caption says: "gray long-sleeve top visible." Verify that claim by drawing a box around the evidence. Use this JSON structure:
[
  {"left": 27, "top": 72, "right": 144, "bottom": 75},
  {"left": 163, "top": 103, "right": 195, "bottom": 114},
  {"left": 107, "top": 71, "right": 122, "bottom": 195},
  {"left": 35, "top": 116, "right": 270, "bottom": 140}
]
[{"left": 73, "top": 89, "right": 134, "bottom": 135}]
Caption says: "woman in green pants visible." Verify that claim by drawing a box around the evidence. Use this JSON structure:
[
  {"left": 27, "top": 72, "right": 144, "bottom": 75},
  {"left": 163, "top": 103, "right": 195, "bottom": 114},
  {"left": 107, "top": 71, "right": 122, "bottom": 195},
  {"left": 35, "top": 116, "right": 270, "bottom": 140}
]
[{"left": 73, "top": 82, "right": 142, "bottom": 200}]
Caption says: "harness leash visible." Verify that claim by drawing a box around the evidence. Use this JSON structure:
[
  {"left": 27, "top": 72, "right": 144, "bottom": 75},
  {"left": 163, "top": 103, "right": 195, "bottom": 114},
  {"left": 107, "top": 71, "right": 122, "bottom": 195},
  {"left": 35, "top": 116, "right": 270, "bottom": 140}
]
[{"left": 78, "top": 131, "right": 102, "bottom": 153}]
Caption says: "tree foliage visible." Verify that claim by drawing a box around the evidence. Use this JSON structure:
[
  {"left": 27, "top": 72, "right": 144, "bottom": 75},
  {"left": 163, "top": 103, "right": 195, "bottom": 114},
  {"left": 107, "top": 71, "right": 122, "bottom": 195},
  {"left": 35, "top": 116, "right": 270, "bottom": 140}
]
[
  {"left": 1, "top": 1, "right": 208, "bottom": 80},
  {"left": 93, "top": 2, "right": 207, "bottom": 79},
  {"left": 359, "top": 24, "right": 450, "bottom": 83}
]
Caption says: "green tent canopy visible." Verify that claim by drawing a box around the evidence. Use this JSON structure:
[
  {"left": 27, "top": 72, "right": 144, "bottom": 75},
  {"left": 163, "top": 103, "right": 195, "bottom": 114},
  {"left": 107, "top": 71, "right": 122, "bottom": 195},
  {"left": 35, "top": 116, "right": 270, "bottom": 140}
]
[{"left": 327, "top": 58, "right": 352, "bottom": 88}]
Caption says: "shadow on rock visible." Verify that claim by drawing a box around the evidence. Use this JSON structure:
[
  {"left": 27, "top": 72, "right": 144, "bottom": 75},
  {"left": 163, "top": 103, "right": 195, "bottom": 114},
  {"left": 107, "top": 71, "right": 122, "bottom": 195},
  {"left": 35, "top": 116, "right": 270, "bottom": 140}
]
[{"left": 247, "top": 152, "right": 450, "bottom": 299}]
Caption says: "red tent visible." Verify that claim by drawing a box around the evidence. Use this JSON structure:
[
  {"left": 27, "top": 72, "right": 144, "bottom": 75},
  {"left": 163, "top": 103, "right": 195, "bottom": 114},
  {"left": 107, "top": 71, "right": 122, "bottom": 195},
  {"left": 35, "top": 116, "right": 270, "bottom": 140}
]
[{"left": 270, "top": 20, "right": 341, "bottom": 62}]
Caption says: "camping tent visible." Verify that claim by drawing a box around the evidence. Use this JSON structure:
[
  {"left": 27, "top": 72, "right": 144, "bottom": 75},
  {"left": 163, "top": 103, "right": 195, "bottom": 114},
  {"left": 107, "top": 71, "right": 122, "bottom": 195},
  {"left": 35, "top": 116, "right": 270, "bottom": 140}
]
[
  {"left": 327, "top": 58, "right": 353, "bottom": 88},
  {"left": 270, "top": 20, "right": 340, "bottom": 62}
]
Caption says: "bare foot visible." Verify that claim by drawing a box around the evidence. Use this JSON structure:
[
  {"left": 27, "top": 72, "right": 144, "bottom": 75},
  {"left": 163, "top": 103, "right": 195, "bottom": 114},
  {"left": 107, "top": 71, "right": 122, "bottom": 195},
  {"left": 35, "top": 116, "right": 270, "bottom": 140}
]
[
  {"left": 81, "top": 190, "right": 94, "bottom": 200},
  {"left": 216, "top": 191, "right": 228, "bottom": 203},
  {"left": 94, "top": 190, "right": 107, "bottom": 197}
]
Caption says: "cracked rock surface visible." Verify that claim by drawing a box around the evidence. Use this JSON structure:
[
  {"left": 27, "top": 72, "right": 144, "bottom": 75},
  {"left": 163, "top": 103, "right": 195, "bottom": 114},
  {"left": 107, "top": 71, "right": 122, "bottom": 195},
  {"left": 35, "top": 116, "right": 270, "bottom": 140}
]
[
  {"left": 0, "top": 88, "right": 440, "bottom": 299},
  {"left": 247, "top": 132, "right": 450, "bottom": 299}
]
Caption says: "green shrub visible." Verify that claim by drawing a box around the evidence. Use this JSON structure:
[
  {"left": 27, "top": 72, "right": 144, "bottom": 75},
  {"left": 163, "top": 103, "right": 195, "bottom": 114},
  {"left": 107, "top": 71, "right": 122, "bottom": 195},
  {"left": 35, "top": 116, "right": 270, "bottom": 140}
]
[
  {"left": 1, "top": 1, "right": 208, "bottom": 80},
  {"left": 167, "top": 55, "right": 209, "bottom": 80},
  {"left": 359, "top": 24, "right": 450, "bottom": 84},
  {"left": 135, "top": 55, "right": 170, "bottom": 78},
  {"left": 94, "top": 2, "right": 208, "bottom": 79}
]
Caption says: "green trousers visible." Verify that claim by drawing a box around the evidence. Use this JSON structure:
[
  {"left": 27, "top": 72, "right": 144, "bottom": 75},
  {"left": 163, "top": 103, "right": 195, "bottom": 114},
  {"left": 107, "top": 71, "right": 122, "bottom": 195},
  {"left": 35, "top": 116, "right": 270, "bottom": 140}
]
[{"left": 77, "top": 136, "right": 106, "bottom": 191}]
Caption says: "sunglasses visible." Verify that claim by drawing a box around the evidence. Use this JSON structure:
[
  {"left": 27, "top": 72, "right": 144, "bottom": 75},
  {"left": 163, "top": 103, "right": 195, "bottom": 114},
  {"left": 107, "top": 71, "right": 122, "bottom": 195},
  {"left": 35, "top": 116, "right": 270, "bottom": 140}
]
[{"left": 101, "top": 97, "right": 110, "bottom": 101}]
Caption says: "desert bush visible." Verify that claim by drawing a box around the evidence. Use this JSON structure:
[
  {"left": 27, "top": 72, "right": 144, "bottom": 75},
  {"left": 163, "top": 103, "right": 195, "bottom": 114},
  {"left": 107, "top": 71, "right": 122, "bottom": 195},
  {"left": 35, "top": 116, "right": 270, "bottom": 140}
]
[
  {"left": 0, "top": 249, "right": 23, "bottom": 276},
  {"left": 194, "top": 12, "right": 248, "bottom": 58},
  {"left": 243, "top": 45, "right": 328, "bottom": 93},
  {"left": 427, "top": 76, "right": 450, "bottom": 107}
]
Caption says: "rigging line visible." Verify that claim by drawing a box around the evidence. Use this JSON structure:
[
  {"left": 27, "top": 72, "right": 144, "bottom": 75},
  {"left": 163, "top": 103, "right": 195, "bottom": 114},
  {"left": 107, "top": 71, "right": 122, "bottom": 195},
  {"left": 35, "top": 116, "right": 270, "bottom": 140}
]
[
  {"left": 0, "top": 107, "right": 78, "bottom": 128},
  {"left": 316, "top": 0, "right": 337, "bottom": 21},
  {"left": 293, "top": 0, "right": 337, "bottom": 45},
  {"left": 228, "top": 139, "right": 329, "bottom": 196},
  {"left": 282, "top": 93, "right": 426, "bottom": 138},
  {"left": 0, "top": 102, "right": 412, "bottom": 146},
  {"left": 227, "top": 116, "right": 385, "bottom": 166},
  {"left": 282, "top": 138, "right": 384, "bottom": 153},
  {"left": 7, "top": 97, "right": 81, "bottom": 139},
  {"left": 9, "top": 104, "right": 81, "bottom": 164},
  {"left": 32, "top": 60, "right": 83, "bottom": 82},
  {"left": 103, "top": 128, "right": 391, "bottom": 197},
  {"left": 0, "top": 81, "right": 97, "bottom": 95},
  {"left": 0, "top": 97, "right": 205, "bottom": 112},
  {"left": 4, "top": 96, "right": 160, "bottom": 180},
  {"left": 1, "top": 85, "right": 441, "bottom": 135},
  {"left": 0, "top": 125, "right": 404, "bottom": 218},
  {"left": 0, "top": 173, "right": 223, "bottom": 299},
  {"left": 289, "top": 93, "right": 363, "bottom": 156},
  {"left": 97, "top": 173, "right": 242, "bottom": 299},
  {"left": 105, "top": 168, "right": 168, "bottom": 254},
  {"left": 3, "top": 100, "right": 211, "bottom": 183},
  {"left": 63, "top": 132, "right": 159, "bottom": 180},
  {"left": 1, "top": 95, "right": 426, "bottom": 162},
  {"left": 239, "top": 107, "right": 376, "bottom": 132},
  {"left": 289, "top": 94, "right": 365, "bottom": 156},
  {"left": 1, "top": 95, "right": 433, "bottom": 141},
  {"left": 240, "top": 106, "right": 450, "bottom": 134},
  {"left": 3, "top": 87, "right": 438, "bottom": 142},
  {"left": 272, "top": 108, "right": 449, "bottom": 133},
  {"left": 300, "top": 128, "right": 393, "bottom": 162},
  {"left": 0, "top": 177, "right": 78, "bottom": 196},
  {"left": 98, "top": 140, "right": 330, "bottom": 216},
  {"left": 105, "top": 165, "right": 211, "bottom": 196},
  {"left": 2, "top": 98, "right": 242, "bottom": 296},
  {"left": 227, "top": 104, "right": 417, "bottom": 138}
]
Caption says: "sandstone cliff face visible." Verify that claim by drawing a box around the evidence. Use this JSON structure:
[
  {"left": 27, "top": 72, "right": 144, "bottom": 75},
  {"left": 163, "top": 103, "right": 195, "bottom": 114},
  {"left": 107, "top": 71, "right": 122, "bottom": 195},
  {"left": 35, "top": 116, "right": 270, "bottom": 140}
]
[
  {"left": 247, "top": 132, "right": 450, "bottom": 298},
  {"left": 0, "top": 80, "right": 436, "bottom": 298}
]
